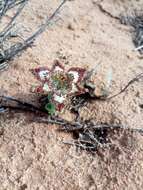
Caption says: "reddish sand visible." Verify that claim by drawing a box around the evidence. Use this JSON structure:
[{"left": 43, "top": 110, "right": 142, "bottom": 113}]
[{"left": 0, "top": 0, "right": 143, "bottom": 189}]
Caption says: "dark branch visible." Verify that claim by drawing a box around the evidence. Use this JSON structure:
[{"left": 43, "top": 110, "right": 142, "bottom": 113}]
[{"left": 0, "top": 0, "right": 67, "bottom": 71}]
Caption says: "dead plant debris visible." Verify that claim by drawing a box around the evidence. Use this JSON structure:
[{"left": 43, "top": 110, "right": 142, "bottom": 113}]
[
  {"left": 121, "top": 12, "right": 143, "bottom": 53},
  {"left": 0, "top": 64, "right": 143, "bottom": 153},
  {"left": 0, "top": 0, "right": 67, "bottom": 71}
]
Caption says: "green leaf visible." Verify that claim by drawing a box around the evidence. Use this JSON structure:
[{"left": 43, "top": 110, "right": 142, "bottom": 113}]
[{"left": 45, "top": 103, "right": 56, "bottom": 115}]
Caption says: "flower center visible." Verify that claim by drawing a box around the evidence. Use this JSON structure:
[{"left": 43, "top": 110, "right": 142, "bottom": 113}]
[{"left": 51, "top": 72, "right": 73, "bottom": 93}]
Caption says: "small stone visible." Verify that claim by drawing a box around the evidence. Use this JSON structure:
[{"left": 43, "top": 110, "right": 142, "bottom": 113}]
[{"left": 67, "top": 23, "right": 75, "bottom": 31}]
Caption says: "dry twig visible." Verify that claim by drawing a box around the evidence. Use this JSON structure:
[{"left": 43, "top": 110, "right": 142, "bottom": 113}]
[
  {"left": 0, "top": 0, "right": 67, "bottom": 71},
  {"left": 0, "top": 94, "right": 143, "bottom": 152},
  {"left": 107, "top": 72, "right": 143, "bottom": 100},
  {"left": 121, "top": 12, "right": 143, "bottom": 53}
]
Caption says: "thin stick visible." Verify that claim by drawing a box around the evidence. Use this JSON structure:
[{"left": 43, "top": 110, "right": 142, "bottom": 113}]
[
  {"left": 25, "top": 0, "right": 67, "bottom": 44},
  {"left": 1, "top": 95, "right": 143, "bottom": 136},
  {"left": 0, "top": 0, "right": 9, "bottom": 20},
  {"left": 0, "top": 1, "right": 27, "bottom": 38},
  {"left": 35, "top": 116, "right": 143, "bottom": 134},
  {"left": 134, "top": 45, "right": 143, "bottom": 51},
  {"left": 0, "top": 0, "right": 67, "bottom": 68},
  {"left": 107, "top": 73, "right": 143, "bottom": 100}
]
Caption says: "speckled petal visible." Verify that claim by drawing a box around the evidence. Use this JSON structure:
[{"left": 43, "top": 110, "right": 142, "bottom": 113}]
[
  {"left": 31, "top": 67, "right": 50, "bottom": 81},
  {"left": 68, "top": 68, "right": 86, "bottom": 83},
  {"left": 43, "top": 83, "right": 50, "bottom": 92},
  {"left": 70, "top": 83, "right": 86, "bottom": 95},
  {"left": 70, "top": 83, "right": 79, "bottom": 94},
  {"left": 53, "top": 94, "right": 66, "bottom": 104},
  {"left": 52, "top": 60, "right": 64, "bottom": 72},
  {"left": 53, "top": 94, "right": 66, "bottom": 112}
]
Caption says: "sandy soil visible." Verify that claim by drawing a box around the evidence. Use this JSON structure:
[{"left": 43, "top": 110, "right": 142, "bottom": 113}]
[{"left": 0, "top": 0, "right": 143, "bottom": 189}]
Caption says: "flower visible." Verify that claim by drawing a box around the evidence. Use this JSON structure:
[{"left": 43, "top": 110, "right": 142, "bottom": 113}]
[{"left": 31, "top": 61, "right": 86, "bottom": 114}]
